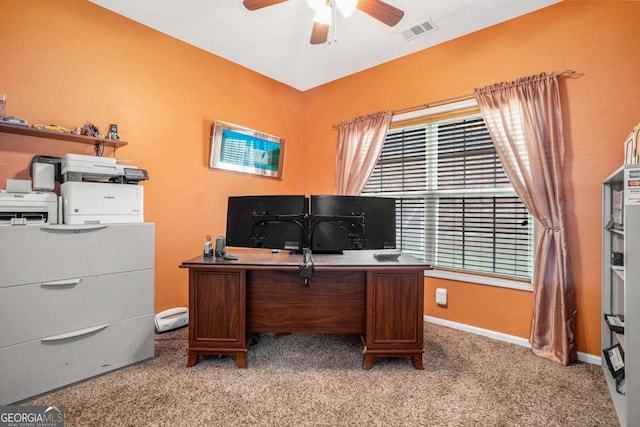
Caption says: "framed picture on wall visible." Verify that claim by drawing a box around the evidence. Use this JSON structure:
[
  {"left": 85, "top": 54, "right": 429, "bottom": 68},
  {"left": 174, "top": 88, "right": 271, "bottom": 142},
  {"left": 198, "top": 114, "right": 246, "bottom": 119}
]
[{"left": 209, "top": 120, "right": 285, "bottom": 179}]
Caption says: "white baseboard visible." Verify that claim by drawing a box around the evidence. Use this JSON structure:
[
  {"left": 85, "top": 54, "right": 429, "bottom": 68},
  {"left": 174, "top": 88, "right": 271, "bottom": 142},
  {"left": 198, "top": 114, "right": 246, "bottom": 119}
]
[{"left": 424, "top": 316, "right": 601, "bottom": 365}]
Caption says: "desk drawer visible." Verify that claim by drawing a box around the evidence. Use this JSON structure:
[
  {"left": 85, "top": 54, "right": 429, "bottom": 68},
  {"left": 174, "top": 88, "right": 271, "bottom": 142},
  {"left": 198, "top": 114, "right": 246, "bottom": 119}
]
[
  {"left": 0, "top": 314, "right": 154, "bottom": 405},
  {"left": 0, "top": 223, "right": 154, "bottom": 288},
  {"left": 247, "top": 270, "right": 366, "bottom": 334},
  {"left": 0, "top": 269, "right": 154, "bottom": 348}
]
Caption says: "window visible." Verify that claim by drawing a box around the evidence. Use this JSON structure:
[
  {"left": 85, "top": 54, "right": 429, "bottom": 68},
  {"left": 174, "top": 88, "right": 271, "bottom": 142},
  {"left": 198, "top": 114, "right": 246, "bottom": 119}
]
[{"left": 362, "top": 113, "right": 533, "bottom": 281}]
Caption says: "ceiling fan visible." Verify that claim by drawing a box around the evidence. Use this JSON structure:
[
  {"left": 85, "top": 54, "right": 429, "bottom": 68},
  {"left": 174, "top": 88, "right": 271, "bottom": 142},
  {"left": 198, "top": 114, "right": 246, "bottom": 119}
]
[{"left": 242, "top": 0, "right": 405, "bottom": 45}]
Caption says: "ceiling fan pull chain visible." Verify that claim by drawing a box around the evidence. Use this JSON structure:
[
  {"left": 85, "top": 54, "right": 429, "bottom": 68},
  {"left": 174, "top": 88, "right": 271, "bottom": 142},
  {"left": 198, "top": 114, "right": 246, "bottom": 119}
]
[{"left": 331, "top": 1, "right": 338, "bottom": 44}]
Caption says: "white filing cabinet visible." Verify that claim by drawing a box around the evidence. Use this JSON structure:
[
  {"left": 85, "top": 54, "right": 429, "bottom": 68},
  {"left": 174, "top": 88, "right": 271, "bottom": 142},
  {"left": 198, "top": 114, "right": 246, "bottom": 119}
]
[{"left": 0, "top": 223, "right": 155, "bottom": 405}]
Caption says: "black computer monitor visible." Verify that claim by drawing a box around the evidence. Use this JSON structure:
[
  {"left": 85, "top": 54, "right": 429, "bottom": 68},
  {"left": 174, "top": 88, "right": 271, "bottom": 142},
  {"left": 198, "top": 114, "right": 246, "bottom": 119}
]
[
  {"left": 310, "top": 195, "right": 396, "bottom": 253},
  {"left": 225, "top": 195, "right": 308, "bottom": 250}
]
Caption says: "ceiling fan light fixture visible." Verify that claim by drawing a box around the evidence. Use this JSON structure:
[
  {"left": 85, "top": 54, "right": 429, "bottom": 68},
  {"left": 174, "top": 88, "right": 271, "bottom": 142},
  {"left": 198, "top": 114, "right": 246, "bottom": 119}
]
[
  {"left": 336, "top": 0, "right": 357, "bottom": 17},
  {"left": 313, "top": 3, "right": 332, "bottom": 26}
]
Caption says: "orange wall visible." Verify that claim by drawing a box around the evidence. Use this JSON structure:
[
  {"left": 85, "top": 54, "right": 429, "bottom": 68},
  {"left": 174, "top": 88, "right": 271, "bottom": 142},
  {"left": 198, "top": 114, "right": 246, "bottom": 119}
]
[
  {"left": 302, "top": 1, "right": 640, "bottom": 355},
  {"left": 0, "top": 0, "right": 304, "bottom": 312},
  {"left": 2, "top": 1, "right": 639, "bottom": 357}
]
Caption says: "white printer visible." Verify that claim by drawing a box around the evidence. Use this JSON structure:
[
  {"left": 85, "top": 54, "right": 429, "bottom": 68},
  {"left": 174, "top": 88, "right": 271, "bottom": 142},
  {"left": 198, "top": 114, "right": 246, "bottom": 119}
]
[
  {"left": 60, "top": 154, "right": 149, "bottom": 224},
  {"left": 0, "top": 189, "right": 58, "bottom": 225}
]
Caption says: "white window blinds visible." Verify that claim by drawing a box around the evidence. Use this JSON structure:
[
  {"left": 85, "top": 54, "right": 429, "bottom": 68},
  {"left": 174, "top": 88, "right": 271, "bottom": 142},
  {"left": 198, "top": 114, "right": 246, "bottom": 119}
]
[{"left": 362, "top": 114, "right": 533, "bottom": 279}]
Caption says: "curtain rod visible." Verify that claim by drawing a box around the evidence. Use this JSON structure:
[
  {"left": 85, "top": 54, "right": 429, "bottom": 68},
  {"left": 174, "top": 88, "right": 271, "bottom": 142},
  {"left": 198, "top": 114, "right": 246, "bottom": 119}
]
[
  {"left": 332, "top": 70, "right": 576, "bottom": 129},
  {"left": 393, "top": 93, "right": 474, "bottom": 115}
]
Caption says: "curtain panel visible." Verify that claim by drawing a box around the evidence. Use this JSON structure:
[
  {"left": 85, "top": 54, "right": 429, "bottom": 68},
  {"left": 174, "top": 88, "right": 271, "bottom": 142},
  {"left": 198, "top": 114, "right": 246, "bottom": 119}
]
[
  {"left": 474, "top": 73, "right": 577, "bottom": 365},
  {"left": 335, "top": 111, "right": 392, "bottom": 195}
]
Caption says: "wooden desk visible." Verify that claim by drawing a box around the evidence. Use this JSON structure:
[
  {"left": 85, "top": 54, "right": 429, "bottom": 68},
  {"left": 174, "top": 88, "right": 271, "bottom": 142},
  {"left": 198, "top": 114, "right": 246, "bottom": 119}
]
[{"left": 180, "top": 248, "right": 429, "bottom": 369}]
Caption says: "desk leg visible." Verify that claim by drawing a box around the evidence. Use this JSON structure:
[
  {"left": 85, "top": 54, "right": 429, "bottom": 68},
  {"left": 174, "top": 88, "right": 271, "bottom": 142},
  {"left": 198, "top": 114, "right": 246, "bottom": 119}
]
[
  {"left": 187, "top": 351, "right": 198, "bottom": 367},
  {"left": 363, "top": 353, "right": 424, "bottom": 370},
  {"left": 236, "top": 352, "right": 247, "bottom": 368},
  {"left": 186, "top": 349, "right": 248, "bottom": 368},
  {"left": 412, "top": 354, "right": 424, "bottom": 370},
  {"left": 362, "top": 354, "right": 375, "bottom": 370}
]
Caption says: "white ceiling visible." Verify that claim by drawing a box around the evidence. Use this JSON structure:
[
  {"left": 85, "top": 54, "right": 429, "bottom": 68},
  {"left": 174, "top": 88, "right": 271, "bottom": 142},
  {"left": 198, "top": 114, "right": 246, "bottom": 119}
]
[{"left": 88, "top": 0, "right": 560, "bottom": 91}]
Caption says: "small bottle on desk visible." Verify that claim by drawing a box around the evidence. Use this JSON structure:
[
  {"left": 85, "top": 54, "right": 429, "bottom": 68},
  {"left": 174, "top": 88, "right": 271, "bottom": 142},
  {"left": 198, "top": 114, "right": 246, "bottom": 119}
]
[{"left": 203, "top": 235, "right": 214, "bottom": 258}]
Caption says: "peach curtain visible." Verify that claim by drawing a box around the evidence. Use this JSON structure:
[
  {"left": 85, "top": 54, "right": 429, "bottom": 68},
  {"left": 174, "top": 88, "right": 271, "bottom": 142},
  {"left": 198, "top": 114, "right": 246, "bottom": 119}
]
[
  {"left": 474, "top": 73, "right": 577, "bottom": 365},
  {"left": 335, "top": 111, "right": 392, "bottom": 195}
]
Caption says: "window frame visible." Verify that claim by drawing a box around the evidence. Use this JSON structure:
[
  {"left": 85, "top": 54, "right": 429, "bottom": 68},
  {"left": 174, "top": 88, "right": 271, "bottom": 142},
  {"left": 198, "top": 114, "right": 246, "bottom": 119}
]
[{"left": 363, "top": 100, "right": 534, "bottom": 291}]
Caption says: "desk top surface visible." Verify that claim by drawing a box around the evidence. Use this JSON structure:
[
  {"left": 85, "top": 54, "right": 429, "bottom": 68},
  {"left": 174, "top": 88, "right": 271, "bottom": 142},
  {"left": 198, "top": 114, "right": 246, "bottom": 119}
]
[{"left": 181, "top": 248, "right": 430, "bottom": 270}]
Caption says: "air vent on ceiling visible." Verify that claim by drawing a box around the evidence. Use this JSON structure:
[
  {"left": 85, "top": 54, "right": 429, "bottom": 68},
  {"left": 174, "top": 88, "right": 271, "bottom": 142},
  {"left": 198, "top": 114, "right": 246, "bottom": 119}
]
[{"left": 400, "top": 19, "right": 438, "bottom": 41}]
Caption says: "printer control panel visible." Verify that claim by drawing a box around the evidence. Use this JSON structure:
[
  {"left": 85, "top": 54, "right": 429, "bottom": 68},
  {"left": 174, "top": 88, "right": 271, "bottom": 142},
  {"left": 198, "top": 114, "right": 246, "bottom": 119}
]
[{"left": 123, "top": 167, "right": 149, "bottom": 183}]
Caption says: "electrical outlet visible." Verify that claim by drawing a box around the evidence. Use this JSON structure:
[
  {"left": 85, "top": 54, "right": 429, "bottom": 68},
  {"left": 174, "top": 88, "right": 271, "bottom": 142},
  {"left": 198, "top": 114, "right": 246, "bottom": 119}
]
[{"left": 435, "top": 288, "right": 447, "bottom": 306}]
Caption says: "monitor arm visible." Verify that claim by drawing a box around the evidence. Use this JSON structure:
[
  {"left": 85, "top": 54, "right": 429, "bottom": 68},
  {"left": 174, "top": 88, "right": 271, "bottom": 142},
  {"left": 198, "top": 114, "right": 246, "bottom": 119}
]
[
  {"left": 298, "top": 247, "right": 314, "bottom": 287},
  {"left": 250, "top": 213, "right": 309, "bottom": 250},
  {"left": 309, "top": 213, "right": 367, "bottom": 249}
]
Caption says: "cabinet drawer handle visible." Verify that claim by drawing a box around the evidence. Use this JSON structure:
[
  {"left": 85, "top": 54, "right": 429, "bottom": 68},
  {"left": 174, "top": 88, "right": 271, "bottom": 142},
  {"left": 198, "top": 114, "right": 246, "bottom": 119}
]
[
  {"left": 41, "top": 224, "right": 108, "bottom": 233},
  {"left": 41, "top": 324, "right": 109, "bottom": 342},
  {"left": 41, "top": 278, "right": 82, "bottom": 287}
]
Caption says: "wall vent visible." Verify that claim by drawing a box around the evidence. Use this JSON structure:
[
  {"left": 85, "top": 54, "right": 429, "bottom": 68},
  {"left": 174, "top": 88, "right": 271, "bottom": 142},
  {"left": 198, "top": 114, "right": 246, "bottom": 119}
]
[{"left": 400, "top": 19, "right": 438, "bottom": 41}]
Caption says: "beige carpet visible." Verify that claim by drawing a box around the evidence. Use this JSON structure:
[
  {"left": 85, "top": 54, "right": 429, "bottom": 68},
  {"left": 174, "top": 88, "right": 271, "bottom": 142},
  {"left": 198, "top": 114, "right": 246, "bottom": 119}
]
[{"left": 24, "top": 323, "right": 618, "bottom": 426}]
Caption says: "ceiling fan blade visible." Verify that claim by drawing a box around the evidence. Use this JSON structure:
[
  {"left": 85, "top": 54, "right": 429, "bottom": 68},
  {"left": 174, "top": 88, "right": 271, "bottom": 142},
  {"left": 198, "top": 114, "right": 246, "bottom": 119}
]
[
  {"left": 242, "top": 0, "right": 287, "bottom": 11},
  {"left": 310, "top": 22, "right": 329, "bottom": 45},
  {"left": 356, "top": 0, "right": 404, "bottom": 27}
]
